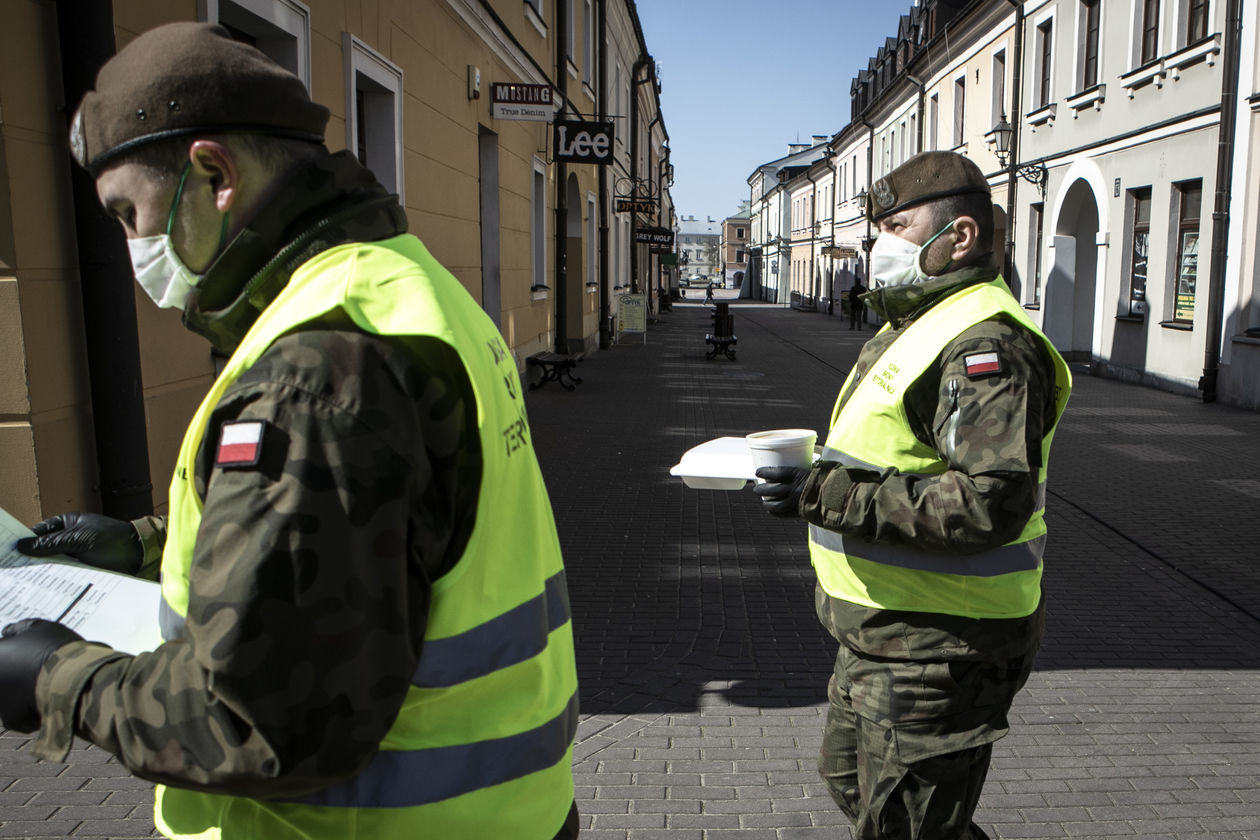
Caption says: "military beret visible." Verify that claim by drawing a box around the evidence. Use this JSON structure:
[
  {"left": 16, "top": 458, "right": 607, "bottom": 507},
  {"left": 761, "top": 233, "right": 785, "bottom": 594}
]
[
  {"left": 865, "top": 151, "right": 991, "bottom": 222},
  {"left": 70, "top": 22, "right": 329, "bottom": 175}
]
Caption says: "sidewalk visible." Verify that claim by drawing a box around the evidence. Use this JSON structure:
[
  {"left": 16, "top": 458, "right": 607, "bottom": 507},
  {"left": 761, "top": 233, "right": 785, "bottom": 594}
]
[
  {"left": 1, "top": 299, "right": 1258, "bottom": 838},
  {"left": 526, "top": 300, "right": 1260, "bottom": 839}
]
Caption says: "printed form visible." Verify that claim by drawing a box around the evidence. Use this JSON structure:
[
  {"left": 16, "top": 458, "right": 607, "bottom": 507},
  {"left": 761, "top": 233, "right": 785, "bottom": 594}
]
[{"left": 0, "top": 507, "right": 162, "bottom": 655}]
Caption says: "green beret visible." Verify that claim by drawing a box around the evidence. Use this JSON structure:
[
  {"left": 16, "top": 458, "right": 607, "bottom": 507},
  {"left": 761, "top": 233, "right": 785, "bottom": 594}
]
[
  {"left": 865, "top": 151, "right": 990, "bottom": 222},
  {"left": 70, "top": 22, "right": 329, "bottom": 175}
]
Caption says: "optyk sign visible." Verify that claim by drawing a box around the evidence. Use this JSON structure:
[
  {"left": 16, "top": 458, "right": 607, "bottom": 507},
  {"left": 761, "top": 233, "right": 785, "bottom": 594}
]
[{"left": 554, "top": 120, "right": 615, "bottom": 165}]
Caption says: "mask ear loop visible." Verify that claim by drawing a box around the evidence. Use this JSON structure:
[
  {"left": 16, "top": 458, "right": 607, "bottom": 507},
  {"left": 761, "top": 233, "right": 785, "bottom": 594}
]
[
  {"left": 920, "top": 218, "right": 959, "bottom": 277},
  {"left": 165, "top": 162, "right": 193, "bottom": 237}
]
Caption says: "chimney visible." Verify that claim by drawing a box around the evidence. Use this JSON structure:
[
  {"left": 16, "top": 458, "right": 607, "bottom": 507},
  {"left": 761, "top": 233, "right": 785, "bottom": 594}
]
[
  {"left": 812, "top": 134, "right": 830, "bottom": 145},
  {"left": 788, "top": 143, "right": 809, "bottom": 154}
]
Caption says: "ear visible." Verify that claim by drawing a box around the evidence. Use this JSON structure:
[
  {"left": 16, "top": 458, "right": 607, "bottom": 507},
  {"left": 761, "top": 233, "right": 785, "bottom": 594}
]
[
  {"left": 187, "top": 140, "right": 239, "bottom": 214},
  {"left": 947, "top": 215, "right": 982, "bottom": 262}
]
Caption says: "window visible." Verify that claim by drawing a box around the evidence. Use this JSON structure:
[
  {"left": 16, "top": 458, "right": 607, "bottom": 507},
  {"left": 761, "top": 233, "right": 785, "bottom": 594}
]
[
  {"left": 1030, "top": 203, "right": 1044, "bottom": 305},
  {"left": 207, "top": 0, "right": 311, "bottom": 90},
  {"left": 929, "top": 93, "right": 939, "bottom": 150},
  {"left": 344, "top": 33, "right": 404, "bottom": 200},
  {"left": 908, "top": 113, "right": 917, "bottom": 156},
  {"left": 737, "top": 227, "right": 745, "bottom": 239},
  {"left": 952, "top": 76, "right": 965, "bottom": 147},
  {"left": 890, "top": 127, "right": 898, "bottom": 167},
  {"left": 1141, "top": 0, "right": 1160, "bottom": 65},
  {"left": 736, "top": 249, "right": 745, "bottom": 263},
  {"left": 1187, "top": 0, "right": 1209, "bottom": 43},
  {"left": 532, "top": 158, "right": 547, "bottom": 289},
  {"left": 1173, "top": 181, "right": 1202, "bottom": 321},
  {"left": 1080, "top": 0, "right": 1100, "bottom": 89},
  {"left": 1036, "top": 20, "right": 1054, "bottom": 107},
  {"left": 583, "top": 0, "right": 595, "bottom": 86},
  {"left": 587, "top": 193, "right": 597, "bottom": 288},
  {"left": 992, "top": 50, "right": 1007, "bottom": 125},
  {"left": 1128, "top": 188, "right": 1152, "bottom": 315}
]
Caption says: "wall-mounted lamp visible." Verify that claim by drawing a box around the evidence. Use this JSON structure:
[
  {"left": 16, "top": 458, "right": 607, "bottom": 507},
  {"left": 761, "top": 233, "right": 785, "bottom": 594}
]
[{"left": 991, "top": 113, "right": 1048, "bottom": 198}]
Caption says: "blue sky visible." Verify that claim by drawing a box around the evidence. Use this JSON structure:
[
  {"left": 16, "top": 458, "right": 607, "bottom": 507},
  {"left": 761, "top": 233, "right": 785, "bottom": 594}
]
[{"left": 637, "top": 0, "right": 914, "bottom": 221}]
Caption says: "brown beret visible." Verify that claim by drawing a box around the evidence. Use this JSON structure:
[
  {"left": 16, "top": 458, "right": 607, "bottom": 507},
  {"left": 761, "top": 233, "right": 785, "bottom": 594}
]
[
  {"left": 70, "top": 22, "right": 329, "bottom": 175},
  {"left": 865, "top": 151, "right": 990, "bottom": 222}
]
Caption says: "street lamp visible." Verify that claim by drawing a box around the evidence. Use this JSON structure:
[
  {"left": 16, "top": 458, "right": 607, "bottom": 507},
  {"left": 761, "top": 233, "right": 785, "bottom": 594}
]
[{"left": 991, "top": 113, "right": 1048, "bottom": 197}]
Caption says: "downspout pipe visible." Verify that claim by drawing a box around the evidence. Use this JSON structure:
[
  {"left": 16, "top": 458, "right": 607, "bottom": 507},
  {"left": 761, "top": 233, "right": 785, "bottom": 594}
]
[
  {"left": 629, "top": 54, "right": 654, "bottom": 293},
  {"left": 598, "top": 0, "right": 612, "bottom": 348},
  {"left": 553, "top": 0, "right": 569, "bottom": 352},
  {"left": 55, "top": 1, "right": 154, "bottom": 519},
  {"left": 1003, "top": 0, "right": 1024, "bottom": 287},
  {"left": 1200, "top": 0, "right": 1244, "bottom": 402}
]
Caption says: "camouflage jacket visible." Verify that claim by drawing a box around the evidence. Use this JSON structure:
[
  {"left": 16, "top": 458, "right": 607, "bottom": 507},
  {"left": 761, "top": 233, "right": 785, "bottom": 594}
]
[
  {"left": 798, "top": 263, "right": 1059, "bottom": 556},
  {"left": 32, "top": 155, "right": 483, "bottom": 800},
  {"left": 800, "top": 263, "right": 1059, "bottom": 658}
]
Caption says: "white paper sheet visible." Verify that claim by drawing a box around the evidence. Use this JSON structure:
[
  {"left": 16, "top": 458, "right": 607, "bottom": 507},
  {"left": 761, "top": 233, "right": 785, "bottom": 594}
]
[{"left": 0, "top": 507, "right": 162, "bottom": 655}]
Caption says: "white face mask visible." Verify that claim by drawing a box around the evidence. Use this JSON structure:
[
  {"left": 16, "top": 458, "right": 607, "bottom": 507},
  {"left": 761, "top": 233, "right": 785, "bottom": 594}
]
[
  {"left": 127, "top": 163, "right": 200, "bottom": 310},
  {"left": 870, "top": 218, "right": 957, "bottom": 288}
]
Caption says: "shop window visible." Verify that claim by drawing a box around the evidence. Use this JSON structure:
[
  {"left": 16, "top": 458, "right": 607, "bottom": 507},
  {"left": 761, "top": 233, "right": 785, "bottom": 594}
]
[
  {"left": 1171, "top": 180, "right": 1202, "bottom": 322},
  {"left": 344, "top": 33, "right": 404, "bottom": 200},
  {"left": 1030, "top": 202, "right": 1044, "bottom": 306},
  {"left": 203, "top": 0, "right": 311, "bottom": 90},
  {"left": 532, "top": 159, "right": 548, "bottom": 290},
  {"left": 1127, "top": 188, "right": 1152, "bottom": 316}
]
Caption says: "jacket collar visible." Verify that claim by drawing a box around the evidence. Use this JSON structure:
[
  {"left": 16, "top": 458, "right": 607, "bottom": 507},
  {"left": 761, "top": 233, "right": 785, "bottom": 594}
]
[
  {"left": 182, "top": 151, "right": 408, "bottom": 355},
  {"left": 862, "top": 262, "right": 1000, "bottom": 330}
]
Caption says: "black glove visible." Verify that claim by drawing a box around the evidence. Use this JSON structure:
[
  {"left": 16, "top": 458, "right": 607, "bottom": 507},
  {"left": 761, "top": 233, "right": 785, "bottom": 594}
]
[
  {"left": 0, "top": 619, "right": 84, "bottom": 732},
  {"left": 753, "top": 465, "right": 812, "bottom": 517},
  {"left": 15, "top": 513, "right": 142, "bottom": 575}
]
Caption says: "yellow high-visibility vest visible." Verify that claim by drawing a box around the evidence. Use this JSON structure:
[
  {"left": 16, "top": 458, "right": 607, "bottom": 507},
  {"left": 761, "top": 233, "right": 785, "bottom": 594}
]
[
  {"left": 155, "top": 235, "right": 577, "bottom": 839},
  {"left": 810, "top": 277, "right": 1071, "bottom": 619}
]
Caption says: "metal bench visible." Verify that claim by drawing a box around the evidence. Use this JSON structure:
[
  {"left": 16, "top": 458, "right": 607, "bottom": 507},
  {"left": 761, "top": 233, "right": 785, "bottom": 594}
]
[
  {"left": 527, "top": 352, "right": 583, "bottom": 390},
  {"left": 705, "top": 303, "right": 738, "bottom": 361}
]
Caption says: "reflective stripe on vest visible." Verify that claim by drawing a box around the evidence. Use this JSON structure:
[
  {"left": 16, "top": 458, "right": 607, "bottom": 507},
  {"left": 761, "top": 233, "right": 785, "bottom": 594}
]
[
  {"left": 809, "top": 277, "right": 1071, "bottom": 619},
  {"left": 285, "top": 691, "right": 579, "bottom": 809}
]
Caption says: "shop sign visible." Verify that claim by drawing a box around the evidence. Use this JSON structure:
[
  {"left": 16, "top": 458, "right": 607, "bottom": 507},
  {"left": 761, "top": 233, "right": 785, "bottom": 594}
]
[
  {"left": 554, "top": 120, "right": 614, "bottom": 164},
  {"left": 616, "top": 198, "right": 657, "bottom": 214},
  {"left": 491, "top": 82, "right": 554, "bottom": 121},
  {"left": 821, "top": 245, "right": 859, "bottom": 259},
  {"left": 634, "top": 227, "right": 674, "bottom": 247}
]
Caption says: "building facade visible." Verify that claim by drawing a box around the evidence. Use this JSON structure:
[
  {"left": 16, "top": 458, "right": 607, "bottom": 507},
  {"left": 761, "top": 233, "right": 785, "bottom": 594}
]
[
  {"left": 0, "top": 0, "right": 672, "bottom": 523},
  {"left": 719, "top": 202, "right": 751, "bottom": 287},
  {"left": 748, "top": 0, "right": 1260, "bottom": 411}
]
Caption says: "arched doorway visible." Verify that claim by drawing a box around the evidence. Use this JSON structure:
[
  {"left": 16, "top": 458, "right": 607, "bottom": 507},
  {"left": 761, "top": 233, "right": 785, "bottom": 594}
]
[
  {"left": 1046, "top": 179, "right": 1100, "bottom": 360},
  {"left": 565, "top": 173, "right": 584, "bottom": 352}
]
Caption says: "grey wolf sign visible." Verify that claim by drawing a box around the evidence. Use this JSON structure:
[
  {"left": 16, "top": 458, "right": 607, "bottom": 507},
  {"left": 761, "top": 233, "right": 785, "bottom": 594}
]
[
  {"left": 554, "top": 120, "right": 614, "bottom": 165},
  {"left": 634, "top": 227, "right": 674, "bottom": 247}
]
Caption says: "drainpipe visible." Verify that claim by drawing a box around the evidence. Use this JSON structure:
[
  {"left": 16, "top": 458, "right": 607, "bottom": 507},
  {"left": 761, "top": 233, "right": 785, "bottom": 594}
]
[
  {"left": 1200, "top": 0, "right": 1244, "bottom": 402},
  {"left": 597, "top": 0, "right": 612, "bottom": 347},
  {"left": 629, "top": 55, "right": 654, "bottom": 293},
  {"left": 1002, "top": 0, "right": 1025, "bottom": 286},
  {"left": 55, "top": 1, "right": 154, "bottom": 519},
  {"left": 553, "top": 0, "right": 569, "bottom": 352}
]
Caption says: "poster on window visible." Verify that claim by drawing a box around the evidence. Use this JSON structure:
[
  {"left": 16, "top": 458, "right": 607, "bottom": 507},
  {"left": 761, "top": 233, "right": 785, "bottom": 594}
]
[
  {"left": 1174, "top": 232, "right": 1198, "bottom": 321},
  {"left": 1128, "top": 230, "right": 1149, "bottom": 316}
]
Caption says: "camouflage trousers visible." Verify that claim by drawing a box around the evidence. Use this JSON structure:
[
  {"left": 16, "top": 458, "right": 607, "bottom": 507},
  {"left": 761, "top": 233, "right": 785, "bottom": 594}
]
[{"left": 815, "top": 587, "right": 1043, "bottom": 840}]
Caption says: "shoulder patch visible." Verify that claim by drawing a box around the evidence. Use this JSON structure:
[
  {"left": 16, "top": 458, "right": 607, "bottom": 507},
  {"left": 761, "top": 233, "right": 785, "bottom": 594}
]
[
  {"left": 963, "top": 351, "right": 1003, "bottom": 378},
  {"left": 216, "top": 420, "right": 265, "bottom": 468}
]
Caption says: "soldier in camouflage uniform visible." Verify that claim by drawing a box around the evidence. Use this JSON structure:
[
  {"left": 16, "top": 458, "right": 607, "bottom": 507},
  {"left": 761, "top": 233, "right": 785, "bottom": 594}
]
[
  {"left": 0, "top": 22, "right": 578, "bottom": 839},
  {"left": 756, "top": 151, "right": 1071, "bottom": 840}
]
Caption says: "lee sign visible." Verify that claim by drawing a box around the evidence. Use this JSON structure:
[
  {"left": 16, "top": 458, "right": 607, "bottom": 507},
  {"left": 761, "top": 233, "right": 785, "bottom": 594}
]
[{"left": 554, "top": 120, "right": 615, "bottom": 165}]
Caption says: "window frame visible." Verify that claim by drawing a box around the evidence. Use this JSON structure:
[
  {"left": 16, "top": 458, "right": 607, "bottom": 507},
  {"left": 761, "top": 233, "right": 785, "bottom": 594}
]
[
  {"left": 343, "top": 33, "right": 405, "bottom": 201},
  {"left": 1186, "top": 0, "right": 1210, "bottom": 44},
  {"left": 1141, "top": 0, "right": 1162, "bottom": 65},
  {"left": 952, "top": 74, "right": 966, "bottom": 148},
  {"left": 1128, "top": 187, "right": 1153, "bottom": 316},
  {"left": 1171, "top": 180, "right": 1202, "bottom": 322},
  {"left": 1080, "top": 0, "right": 1101, "bottom": 90},
  {"left": 991, "top": 48, "right": 1007, "bottom": 128},
  {"left": 1035, "top": 18, "right": 1054, "bottom": 109},
  {"left": 1030, "top": 202, "right": 1045, "bottom": 306},
  {"left": 201, "top": 0, "right": 312, "bottom": 90},
  {"left": 532, "top": 157, "right": 548, "bottom": 290}
]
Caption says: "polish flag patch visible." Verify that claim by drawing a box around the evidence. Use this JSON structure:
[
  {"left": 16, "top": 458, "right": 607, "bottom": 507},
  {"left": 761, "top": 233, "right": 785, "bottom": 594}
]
[
  {"left": 215, "top": 421, "right": 265, "bottom": 468},
  {"left": 963, "top": 351, "right": 1003, "bottom": 378}
]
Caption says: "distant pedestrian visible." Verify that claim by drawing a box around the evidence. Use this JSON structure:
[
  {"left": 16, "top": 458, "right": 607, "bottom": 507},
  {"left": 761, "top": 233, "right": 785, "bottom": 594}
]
[
  {"left": 754, "top": 151, "right": 1072, "bottom": 840},
  {"left": 705, "top": 283, "right": 715, "bottom": 304},
  {"left": 847, "top": 279, "right": 866, "bottom": 329}
]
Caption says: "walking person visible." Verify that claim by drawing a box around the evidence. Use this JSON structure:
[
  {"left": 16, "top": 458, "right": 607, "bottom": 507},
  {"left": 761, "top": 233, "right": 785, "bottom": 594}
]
[
  {"left": 0, "top": 22, "right": 579, "bottom": 840},
  {"left": 753, "top": 151, "right": 1071, "bottom": 840},
  {"left": 848, "top": 277, "right": 867, "bottom": 329}
]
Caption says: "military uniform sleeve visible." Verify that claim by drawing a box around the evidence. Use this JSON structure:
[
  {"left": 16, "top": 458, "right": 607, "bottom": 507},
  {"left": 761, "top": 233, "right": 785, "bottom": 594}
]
[
  {"left": 130, "top": 515, "right": 167, "bottom": 581},
  {"left": 801, "top": 316, "right": 1055, "bottom": 555},
  {"left": 33, "top": 327, "right": 480, "bottom": 798}
]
